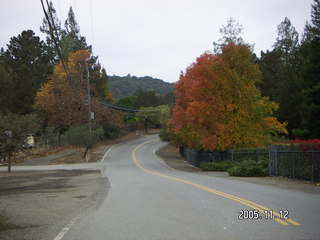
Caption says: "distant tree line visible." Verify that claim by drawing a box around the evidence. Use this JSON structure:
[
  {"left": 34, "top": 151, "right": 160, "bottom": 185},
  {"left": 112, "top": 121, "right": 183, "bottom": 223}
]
[
  {"left": 113, "top": 89, "right": 174, "bottom": 109},
  {"left": 108, "top": 74, "right": 174, "bottom": 99}
]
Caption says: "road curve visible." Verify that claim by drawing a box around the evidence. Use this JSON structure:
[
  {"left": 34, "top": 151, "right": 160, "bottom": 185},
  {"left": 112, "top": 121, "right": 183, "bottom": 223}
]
[{"left": 61, "top": 135, "right": 320, "bottom": 240}]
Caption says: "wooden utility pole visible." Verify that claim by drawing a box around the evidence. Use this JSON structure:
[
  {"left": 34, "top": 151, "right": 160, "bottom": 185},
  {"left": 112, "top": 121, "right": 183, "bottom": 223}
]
[{"left": 86, "top": 62, "right": 92, "bottom": 146}]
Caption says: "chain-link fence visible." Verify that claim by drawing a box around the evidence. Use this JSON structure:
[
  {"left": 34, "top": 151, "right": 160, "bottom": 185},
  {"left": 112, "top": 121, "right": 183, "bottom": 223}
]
[
  {"left": 269, "top": 149, "right": 320, "bottom": 181},
  {"left": 180, "top": 147, "right": 268, "bottom": 167},
  {"left": 180, "top": 146, "right": 320, "bottom": 181}
]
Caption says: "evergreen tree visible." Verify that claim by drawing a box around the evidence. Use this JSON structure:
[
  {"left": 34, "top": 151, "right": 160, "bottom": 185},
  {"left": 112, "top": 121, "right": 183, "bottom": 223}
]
[
  {"left": 299, "top": 0, "right": 320, "bottom": 138},
  {"left": 39, "top": 0, "right": 61, "bottom": 63},
  {"left": 60, "top": 7, "right": 90, "bottom": 60},
  {"left": 91, "top": 67, "right": 113, "bottom": 102},
  {"left": 258, "top": 49, "right": 283, "bottom": 102},
  {"left": 259, "top": 18, "right": 302, "bottom": 136},
  {"left": 2, "top": 30, "right": 52, "bottom": 114},
  {"left": 0, "top": 65, "right": 14, "bottom": 113},
  {"left": 213, "top": 18, "right": 245, "bottom": 52},
  {"left": 40, "top": 3, "right": 90, "bottom": 61}
]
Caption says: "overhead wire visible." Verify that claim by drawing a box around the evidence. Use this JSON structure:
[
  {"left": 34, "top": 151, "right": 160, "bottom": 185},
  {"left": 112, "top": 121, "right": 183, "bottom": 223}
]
[
  {"left": 98, "top": 102, "right": 160, "bottom": 113},
  {"left": 40, "top": 0, "right": 68, "bottom": 74},
  {"left": 55, "top": 0, "right": 64, "bottom": 24},
  {"left": 41, "top": 1, "right": 156, "bottom": 114},
  {"left": 89, "top": 0, "right": 94, "bottom": 53}
]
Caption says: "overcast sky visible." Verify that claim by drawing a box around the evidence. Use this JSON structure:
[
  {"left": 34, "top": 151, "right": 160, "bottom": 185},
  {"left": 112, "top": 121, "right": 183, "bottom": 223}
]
[{"left": 0, "top": 0, "right": 314, "bottom": 83}]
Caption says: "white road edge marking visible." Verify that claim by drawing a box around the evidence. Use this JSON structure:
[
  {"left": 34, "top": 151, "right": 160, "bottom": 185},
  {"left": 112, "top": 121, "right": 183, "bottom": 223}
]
[
  {"left": 53, "top": 212, "right": 84, "bottom": 240},
  {"left": 101, "top": 144, "right": 119, "bottom": 162},
  {"left": 152, "top": 144, "right": 177, "bottom": 171},
  {"left": 152, "top": 140, "right": 198, "bottom": 172},
  {"left": 53, "top": 144, "right": 120, "bottom": 240}
]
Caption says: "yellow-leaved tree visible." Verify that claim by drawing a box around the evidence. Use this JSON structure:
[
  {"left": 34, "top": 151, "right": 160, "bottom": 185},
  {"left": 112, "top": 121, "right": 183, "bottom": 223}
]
[
  {"left": 34, "top": 49, "right": 121, "bottom": 131},
  {"left": 169, "top": 43, "right": 287, "bottom": 151}
]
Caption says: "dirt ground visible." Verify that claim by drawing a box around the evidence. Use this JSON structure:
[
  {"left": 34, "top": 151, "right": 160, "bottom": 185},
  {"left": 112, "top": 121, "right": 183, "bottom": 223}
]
[
  {"left": 0, "top": 169, "right": 108, "bottom": 240},
  {"left": 157, "top": 144, "right": 320, "bottom": 195},
  {"left": 2, "top": 131, "right": 150, "bottom": 167}
]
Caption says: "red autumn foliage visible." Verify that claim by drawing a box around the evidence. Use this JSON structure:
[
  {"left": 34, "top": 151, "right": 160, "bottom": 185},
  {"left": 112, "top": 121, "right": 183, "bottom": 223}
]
[
  {"left": 277, "top": 139, "right": 320, "bottom": 151},
  {"left": 168, "top": 43, "right": 287, "bottom": 151}
]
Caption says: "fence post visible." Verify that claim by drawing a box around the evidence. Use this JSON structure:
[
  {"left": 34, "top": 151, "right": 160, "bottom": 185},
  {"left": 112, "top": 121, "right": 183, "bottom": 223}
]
[
  {"left": 312, "top": 151, "right": 315, "bottom": 182},
  {"left": 268, "top": 149, "right": 271, "bottom": 176},
  {"left": 292, "top": 156, "right": 295, "bottom": 179},
  {"left": 275, "top": 150, "right": 278, "bottom": 177}
]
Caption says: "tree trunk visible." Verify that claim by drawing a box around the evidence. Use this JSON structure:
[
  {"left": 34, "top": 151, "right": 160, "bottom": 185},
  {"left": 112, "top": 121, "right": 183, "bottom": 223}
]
[
  {"left": 144, "top": 123, "right": 148, "bottom": 134},
  {"left": 8, "top": 153, "right": 11, "bottom": 173},
  {"left": 83, "top": 146, "right": 89, "bottom": 159}
]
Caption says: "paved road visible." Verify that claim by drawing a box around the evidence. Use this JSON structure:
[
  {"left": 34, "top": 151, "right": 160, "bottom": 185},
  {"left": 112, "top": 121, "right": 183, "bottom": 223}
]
[{"left": 49, "top": 135, "right": 319, "bottom": 240}]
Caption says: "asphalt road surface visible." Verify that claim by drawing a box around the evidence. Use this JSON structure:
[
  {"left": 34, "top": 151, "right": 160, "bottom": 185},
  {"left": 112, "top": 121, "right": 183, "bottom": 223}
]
[{"left": 44, "top": 135, "right": 318, "bottom": 240}]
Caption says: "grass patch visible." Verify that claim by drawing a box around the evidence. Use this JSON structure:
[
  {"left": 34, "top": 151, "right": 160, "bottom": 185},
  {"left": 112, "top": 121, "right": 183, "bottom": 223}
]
[{"left": 0, "top": 210, "right": 12, "bottom": 231}]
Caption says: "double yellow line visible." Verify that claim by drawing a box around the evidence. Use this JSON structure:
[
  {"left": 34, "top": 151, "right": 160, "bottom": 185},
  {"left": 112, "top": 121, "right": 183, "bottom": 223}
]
[{"left": 132, "top": 139, "right": 301, "bottom": 226}]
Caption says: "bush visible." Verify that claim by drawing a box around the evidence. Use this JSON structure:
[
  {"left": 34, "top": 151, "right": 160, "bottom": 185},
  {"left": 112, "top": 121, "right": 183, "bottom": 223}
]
[
  {"left": 64, "top": 125, "right": 103, "bottom": 148},
  {"left": 227, "top": 159, "right": 268, "bottom": 177},
  {"left": 200, "top": 161, "right": 234, "bottom": 171},
  {"left": 159, "top": 128, "right": 170, "bottom": 142},
  {"left": 102, "top": 122, "right": 125, "bottom": 139}
]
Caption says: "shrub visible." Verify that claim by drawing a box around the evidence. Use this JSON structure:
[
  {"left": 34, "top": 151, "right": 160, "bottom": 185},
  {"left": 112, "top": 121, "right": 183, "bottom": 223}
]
[
  {"left": 200, "top": 161, "right": 234, "bottom": 171},
  {"left": 102, "top": 122, "right": 125, "bottom": 139},
  {"left": 159, "top": 128, "right": 170, "bottom": 142},
  {"left": 227, "top": 159, "right": 268, "bottom": 177},
  {"left": 64, "top": 125, "right": 104, "bottom": 148}
]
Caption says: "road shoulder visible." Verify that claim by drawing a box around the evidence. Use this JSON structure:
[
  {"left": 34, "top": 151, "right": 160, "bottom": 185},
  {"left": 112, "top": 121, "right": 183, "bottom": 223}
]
[{"left": 156, "top": 143, "right": 320, "bottom": 195}]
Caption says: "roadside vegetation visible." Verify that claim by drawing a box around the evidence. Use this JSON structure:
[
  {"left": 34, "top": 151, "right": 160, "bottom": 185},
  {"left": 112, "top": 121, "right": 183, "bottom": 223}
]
[
  {"left": 0, "top": 210, "right": 11, "bottom": 231},
  {"left": 1, "top": 0, "right": 319, "bottom": 178},
  {"left": 161, "top": 1, "right": 320, "bottom": 179},
  {"left": 0, "top": 2, "right": 172, "bottom": 171}
]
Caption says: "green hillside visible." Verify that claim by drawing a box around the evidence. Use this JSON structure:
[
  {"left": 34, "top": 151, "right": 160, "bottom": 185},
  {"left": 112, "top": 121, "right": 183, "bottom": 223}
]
[{"left": 108, "top": 74, "right": 174, "bottom": 99}]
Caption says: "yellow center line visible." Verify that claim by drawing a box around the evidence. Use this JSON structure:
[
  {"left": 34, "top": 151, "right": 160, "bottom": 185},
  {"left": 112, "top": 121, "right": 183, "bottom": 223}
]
[{"left": 132, "top": 139, "right": 301, "bottom": 226}]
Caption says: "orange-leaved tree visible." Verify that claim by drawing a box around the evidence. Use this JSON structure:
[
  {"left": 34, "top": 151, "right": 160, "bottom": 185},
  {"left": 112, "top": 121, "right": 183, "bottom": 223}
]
[
  {"left": 168, "top": 43, "right": 287, "bottom": 151},
  {"left": 34, "top": 49, "right": 121, "bottom": 131}
]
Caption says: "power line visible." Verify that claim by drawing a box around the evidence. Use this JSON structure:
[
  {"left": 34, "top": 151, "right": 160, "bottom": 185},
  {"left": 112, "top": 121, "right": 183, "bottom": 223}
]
[
  {"left": 46, "top": 0, "right": 60, "bottom": 46},
  {"left": 89, "top": 0, "right": 94, "bottom": 53},
  {"left": 99, "top": 102, "right": 160, "bottom": 113},
  {"left": 55, "top": 0, "right": 64, "bottom": 24},
  {"left": 40, "top": 0, "right": 68, "bottom": 73}
]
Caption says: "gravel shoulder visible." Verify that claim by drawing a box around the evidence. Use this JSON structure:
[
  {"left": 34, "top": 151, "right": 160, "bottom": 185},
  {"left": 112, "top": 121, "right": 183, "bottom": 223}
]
[
  {"left": 8, "top": 131, "right": 150, "bottom": 166},
  {"left": 156, "top": 144, "right": 320, "bottom": 195},
  {"left": 0, "top": 169, "right": 109, "bottom": 240}
]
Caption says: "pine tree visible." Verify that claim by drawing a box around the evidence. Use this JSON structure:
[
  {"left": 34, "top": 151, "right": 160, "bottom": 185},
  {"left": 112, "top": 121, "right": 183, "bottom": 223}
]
[
  {"left": 3, "top": 30, "right": 52, "bottom": 114},
  {"left": 39, "top": 0, "right": 61, "bottom": 62},
  {"left": 259, "top": 17, "right": 302, "bottom": 137},
  {"left": 299, "top": 0, "right": 320, "bottom": 138},
  {"left": 60, "top": 7, "right": 90, "bottom": 60}
]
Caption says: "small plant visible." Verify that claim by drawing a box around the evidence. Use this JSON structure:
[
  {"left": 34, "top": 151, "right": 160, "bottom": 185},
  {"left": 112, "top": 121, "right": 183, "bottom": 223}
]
[
  {"left": 200, "top": 161, "right": 234, "bottom": 171},
  {"left": 227, "top": 159, "right": 268, "bottom": 177},
  {"left": 0, "top": 210, "right": 11, "bottom": 230}
]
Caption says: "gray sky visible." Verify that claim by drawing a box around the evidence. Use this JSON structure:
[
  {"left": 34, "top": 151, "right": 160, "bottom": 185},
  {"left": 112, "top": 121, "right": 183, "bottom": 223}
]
[{"left": 0, "top": 0, "right": 314, "bottom": 83}]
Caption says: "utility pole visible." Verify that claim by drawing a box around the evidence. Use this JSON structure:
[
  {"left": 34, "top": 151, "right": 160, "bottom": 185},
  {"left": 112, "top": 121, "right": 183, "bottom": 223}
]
[{"left": 86, "top": 62, "right": 92, "bottom": 146}]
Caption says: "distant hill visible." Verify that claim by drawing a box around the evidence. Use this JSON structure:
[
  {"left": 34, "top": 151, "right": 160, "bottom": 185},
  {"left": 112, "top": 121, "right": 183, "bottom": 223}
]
[{"left": 108, "top": 74, "right": 175, "bottom": 99}]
